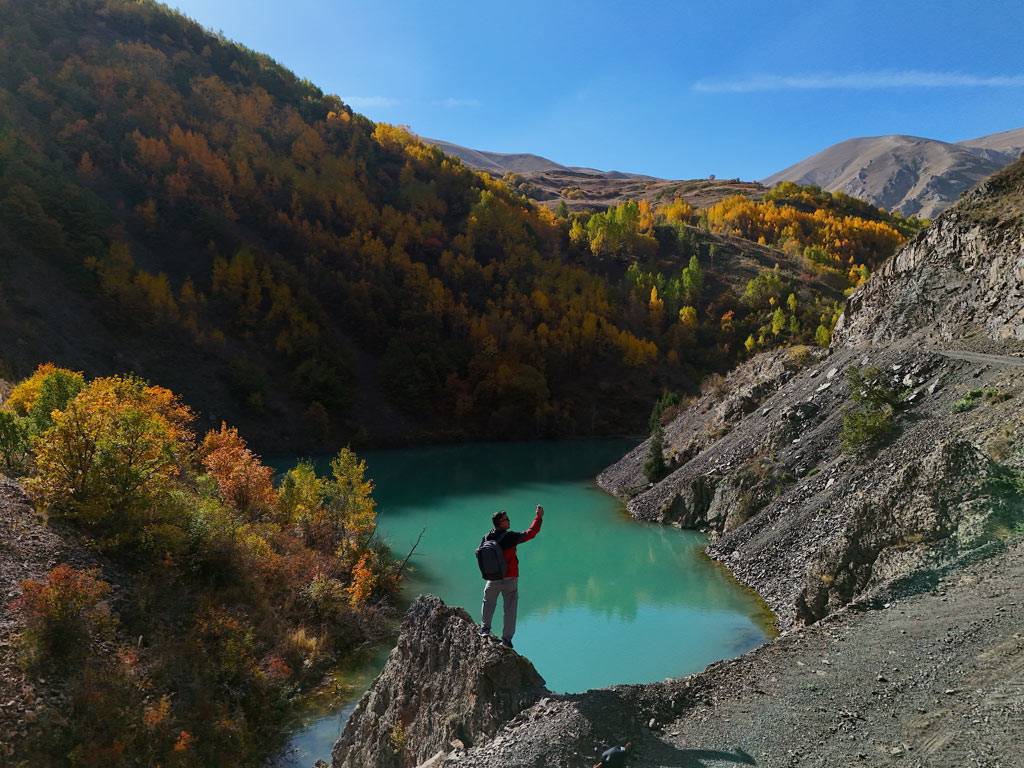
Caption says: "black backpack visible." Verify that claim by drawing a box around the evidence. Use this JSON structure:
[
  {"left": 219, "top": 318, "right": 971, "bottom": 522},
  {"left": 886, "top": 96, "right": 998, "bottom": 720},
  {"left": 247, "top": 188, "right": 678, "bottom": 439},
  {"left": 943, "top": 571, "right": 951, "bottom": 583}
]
[{"left": 475, "top": 531, "right": 508, "bottom": 580}]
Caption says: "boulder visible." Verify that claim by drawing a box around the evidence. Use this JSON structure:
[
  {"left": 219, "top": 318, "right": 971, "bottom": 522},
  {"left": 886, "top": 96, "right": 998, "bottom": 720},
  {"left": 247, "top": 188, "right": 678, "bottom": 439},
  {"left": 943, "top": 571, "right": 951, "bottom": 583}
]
[{"left": 332, "top": 595, "right": 548, "bottom": 768}]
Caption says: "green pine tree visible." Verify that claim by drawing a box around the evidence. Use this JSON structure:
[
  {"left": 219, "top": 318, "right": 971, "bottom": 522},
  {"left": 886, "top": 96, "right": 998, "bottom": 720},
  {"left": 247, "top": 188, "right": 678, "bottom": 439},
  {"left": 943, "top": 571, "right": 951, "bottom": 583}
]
[{"left": 644, "top": 421, "right": 668, "bottom": 482}]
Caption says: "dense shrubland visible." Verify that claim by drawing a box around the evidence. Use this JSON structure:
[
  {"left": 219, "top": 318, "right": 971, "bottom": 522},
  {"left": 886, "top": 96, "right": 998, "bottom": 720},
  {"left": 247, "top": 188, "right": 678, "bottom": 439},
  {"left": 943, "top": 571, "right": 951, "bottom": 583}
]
[
  {"left": 4, "top": 364, "right": 396, "bottom": 766},
  {"left": 0, "top": 0, "right": 919, "bottom": 445}
]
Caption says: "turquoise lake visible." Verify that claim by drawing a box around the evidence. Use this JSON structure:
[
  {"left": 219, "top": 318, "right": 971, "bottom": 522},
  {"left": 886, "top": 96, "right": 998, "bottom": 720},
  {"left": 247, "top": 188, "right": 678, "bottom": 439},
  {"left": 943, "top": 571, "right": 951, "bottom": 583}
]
[{"left": 278, "top": 439, "right": 772, "bottom": 766}]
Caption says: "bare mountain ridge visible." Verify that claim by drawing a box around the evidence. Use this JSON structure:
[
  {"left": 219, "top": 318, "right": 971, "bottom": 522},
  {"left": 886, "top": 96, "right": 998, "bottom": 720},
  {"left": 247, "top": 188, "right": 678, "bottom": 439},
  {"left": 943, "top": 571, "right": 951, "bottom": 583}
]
[
  {"left": 765, "top": 128, "right": 1024, "bottom": 219},
  {"left": 426, "top": 129, "right": 1024, "bottom": 218},
  {"left": 959, "top": 125, "right": 1024, "bottom": 155},
  {"left": 420, "top": 136, "right": 766, "bottom": 212},
  {"left": 419, "top": 136, "right": 648, "bottom": 178}
]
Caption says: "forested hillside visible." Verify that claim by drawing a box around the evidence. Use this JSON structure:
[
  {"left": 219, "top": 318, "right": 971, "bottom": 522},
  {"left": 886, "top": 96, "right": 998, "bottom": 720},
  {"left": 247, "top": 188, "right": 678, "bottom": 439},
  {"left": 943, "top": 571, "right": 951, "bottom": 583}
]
[{"left": 0, "top": 0, "right": 919, "bottom": 448}]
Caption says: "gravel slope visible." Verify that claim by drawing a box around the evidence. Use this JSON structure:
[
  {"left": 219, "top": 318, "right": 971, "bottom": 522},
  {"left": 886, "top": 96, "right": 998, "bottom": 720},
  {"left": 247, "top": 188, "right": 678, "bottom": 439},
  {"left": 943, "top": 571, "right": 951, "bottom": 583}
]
[
  {"left": 0, "top": 477, "right": 100, "bottom": 760},
  {"left": 655, "top": 540, "right": 1023, "bottom": 767}
]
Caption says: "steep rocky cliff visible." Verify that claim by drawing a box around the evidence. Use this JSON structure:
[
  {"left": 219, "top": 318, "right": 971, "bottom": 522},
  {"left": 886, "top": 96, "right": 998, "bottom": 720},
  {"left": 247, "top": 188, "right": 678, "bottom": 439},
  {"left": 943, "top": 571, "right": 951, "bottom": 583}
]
[
  {"left": 332, "top": 596, "right": 548, "bottom": 768},
  {"left": 598, "top": 157, "right": 1024, "bottom": 627},
  {"left": 837, "top": 160, "right": 1024, "bottom": 347}
]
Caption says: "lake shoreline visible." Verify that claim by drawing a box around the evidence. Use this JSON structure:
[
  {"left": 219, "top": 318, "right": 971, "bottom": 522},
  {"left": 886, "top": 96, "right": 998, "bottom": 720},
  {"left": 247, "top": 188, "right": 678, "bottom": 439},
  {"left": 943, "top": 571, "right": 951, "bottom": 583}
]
[{"left": 277, "top": 438, "right": 777, "bottom": 765}]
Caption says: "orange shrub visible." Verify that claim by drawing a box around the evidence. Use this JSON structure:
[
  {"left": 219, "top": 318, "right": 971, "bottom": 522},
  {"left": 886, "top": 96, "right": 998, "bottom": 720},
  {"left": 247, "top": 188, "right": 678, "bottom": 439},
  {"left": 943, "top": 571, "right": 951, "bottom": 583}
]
[
  {"left": 346, "top": 552, "right": 377, "bottom": 609},
  {"left": 12, "top": 565, "right": 113, "bottom": 667},
  {"left": 200, "top": 423, "right": 277, "bottom": 518}
]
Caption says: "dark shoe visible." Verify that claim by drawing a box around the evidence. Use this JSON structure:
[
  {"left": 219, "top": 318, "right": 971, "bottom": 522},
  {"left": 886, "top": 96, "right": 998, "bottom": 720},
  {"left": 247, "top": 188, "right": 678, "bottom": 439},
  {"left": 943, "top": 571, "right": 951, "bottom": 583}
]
[
  {"left": 478, "top": 626, "right": 491, "bottom": 637},
  {"left": 501, "top": 638, "right": 514, "bottom": 649}
]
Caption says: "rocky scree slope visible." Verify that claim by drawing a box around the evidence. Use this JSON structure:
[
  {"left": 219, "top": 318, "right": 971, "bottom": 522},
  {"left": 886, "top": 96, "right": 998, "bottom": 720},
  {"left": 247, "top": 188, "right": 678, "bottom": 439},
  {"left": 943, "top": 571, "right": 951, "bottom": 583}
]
[
  {"left": 335, "top": 159, "right": 1024, "bottom": 766},
  {"left": 599, "top": 158, "right": 1024, "bottom": 628}
]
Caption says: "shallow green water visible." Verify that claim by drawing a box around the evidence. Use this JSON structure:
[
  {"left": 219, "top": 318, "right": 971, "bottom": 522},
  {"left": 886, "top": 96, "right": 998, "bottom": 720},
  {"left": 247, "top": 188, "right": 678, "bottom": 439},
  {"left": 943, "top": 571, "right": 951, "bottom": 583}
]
[{"left": 277, "top": 439, "right": 771, "bottom": 766}]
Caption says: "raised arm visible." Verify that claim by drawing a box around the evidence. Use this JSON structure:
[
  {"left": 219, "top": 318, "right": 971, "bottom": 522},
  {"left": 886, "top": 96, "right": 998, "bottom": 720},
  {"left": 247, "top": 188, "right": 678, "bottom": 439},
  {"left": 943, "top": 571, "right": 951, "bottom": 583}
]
[{"left": 515, "top": 505, "right": 543, "bottom": 544}]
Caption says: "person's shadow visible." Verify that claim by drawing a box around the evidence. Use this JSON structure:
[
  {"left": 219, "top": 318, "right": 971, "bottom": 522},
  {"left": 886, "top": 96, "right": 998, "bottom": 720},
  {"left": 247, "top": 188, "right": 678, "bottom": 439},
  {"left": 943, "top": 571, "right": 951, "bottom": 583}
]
[
  {"left": 635, "top": 741, "right": 756, "bottom": 767},
  {"left": 570, "top": 689, "right": 757, "bottom": 767}
]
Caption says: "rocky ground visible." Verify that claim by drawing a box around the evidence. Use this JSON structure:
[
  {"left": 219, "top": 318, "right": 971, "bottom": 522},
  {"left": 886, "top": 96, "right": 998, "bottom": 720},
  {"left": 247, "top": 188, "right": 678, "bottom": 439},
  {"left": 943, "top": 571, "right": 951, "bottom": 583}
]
[
  {"left": 599, "top": 338, "right": 1024, "bottom": 630},
  {"left": 0, "top": 476, "right": 99, "bottom": 759},
  {"left": 334, "top": 596, "right": 548, "bottom": 768},
  {"left": 432, "top": 537, "right": 1022, "bottom": 768}
]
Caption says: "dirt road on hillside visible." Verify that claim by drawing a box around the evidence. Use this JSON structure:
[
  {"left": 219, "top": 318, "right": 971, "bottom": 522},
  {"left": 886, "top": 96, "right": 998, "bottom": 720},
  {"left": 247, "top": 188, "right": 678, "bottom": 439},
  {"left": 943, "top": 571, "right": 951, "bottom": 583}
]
[{"left": 934, "top": 349, "right": 1024, "bottom": 368}]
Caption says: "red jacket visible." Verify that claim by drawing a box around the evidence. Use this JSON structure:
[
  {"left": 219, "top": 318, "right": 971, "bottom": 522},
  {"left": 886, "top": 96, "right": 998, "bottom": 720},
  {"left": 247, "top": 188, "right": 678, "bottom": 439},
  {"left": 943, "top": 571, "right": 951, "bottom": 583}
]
[{"left": 485, "top": 512, "right": 542, "bottom": 578}]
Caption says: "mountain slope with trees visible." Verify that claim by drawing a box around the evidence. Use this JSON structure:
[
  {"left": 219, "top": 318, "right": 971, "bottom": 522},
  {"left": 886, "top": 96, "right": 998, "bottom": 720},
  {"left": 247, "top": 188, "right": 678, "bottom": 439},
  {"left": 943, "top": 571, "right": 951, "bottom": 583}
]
[
  {"left": 0, "top": 0, "right": 917, "bottom": 451},
  {"left": 334, "top": 156, "right": 1024, "bottom": 768}
]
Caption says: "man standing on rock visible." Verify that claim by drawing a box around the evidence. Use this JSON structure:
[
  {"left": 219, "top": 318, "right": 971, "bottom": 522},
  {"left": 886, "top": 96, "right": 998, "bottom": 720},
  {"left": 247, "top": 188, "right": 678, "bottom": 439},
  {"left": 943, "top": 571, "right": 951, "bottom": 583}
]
[{"left": 478, "top": 505, "right": 543, "bottom": 648}]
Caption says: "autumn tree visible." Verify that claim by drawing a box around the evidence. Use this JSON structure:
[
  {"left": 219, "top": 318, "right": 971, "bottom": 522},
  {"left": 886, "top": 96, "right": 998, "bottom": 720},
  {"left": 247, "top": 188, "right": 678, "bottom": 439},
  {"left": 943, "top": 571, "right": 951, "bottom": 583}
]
[{"left": 4, "top": 363, "right": 85, "bottom": 432}]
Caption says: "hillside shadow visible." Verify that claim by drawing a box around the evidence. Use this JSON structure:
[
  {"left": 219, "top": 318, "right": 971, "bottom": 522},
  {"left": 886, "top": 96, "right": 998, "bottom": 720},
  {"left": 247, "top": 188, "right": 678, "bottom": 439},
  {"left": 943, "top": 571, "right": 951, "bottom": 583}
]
[{"left": 272, "top": 438, "right": 638, "bottom": 509}]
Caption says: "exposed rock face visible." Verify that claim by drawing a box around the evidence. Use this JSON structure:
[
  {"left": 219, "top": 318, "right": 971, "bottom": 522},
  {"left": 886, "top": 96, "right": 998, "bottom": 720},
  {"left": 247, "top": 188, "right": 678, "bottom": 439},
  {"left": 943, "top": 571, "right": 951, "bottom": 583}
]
[
  {"left": 332, "top": 595, "right": 548, "bottom": 768},
  {"left": 834, "top": 172, "right": 1024, "bottom": 346}
]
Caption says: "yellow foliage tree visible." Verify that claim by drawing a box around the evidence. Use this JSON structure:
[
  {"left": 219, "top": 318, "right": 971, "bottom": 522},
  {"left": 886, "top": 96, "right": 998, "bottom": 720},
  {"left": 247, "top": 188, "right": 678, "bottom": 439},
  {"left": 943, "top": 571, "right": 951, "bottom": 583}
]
[
  {"left": 660, "top": 197, "right": 694, "bottom": 224},
  {"left": 27, "top": 376, "right": 194, "bottom": 530},
  {"left": 346, "top": 552, "right": 378, "bottom": 609}
]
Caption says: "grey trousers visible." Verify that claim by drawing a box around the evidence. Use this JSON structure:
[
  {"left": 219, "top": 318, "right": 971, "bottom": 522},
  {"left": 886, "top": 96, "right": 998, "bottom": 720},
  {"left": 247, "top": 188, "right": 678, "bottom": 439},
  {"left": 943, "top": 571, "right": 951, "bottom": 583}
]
[{"left": 480, "top": 576, "right": 518, "bottom": 640}]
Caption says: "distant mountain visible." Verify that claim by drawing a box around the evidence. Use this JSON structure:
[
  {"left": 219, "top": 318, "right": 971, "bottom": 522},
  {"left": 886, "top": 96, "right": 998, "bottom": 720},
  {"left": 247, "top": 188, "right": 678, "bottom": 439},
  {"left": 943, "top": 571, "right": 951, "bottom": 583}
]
[
  {"left": 958, "top": 126, "right": 1024, "bottom": 156},
  {"left": 419, "top": 137, "right": 571, "bottom": 175},
  {"left": 419, "top": 136, "right": 646, "bottom": 178},
  {"left": 764, "top": 129, "right": 1024, "bottom": 218},
  {"left": 420, "top": 136, "right": 766, "bottom": 211}
]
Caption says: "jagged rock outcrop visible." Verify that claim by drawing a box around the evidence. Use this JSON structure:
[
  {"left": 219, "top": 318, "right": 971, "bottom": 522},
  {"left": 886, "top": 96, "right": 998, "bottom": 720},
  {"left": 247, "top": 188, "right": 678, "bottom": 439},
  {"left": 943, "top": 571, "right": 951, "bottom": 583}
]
[
  {"left": 332, "top": 595, "right": 548, "bottom": 768},
  {"left": 834, "top": 162, "right": 1024, "bottom": 346}
]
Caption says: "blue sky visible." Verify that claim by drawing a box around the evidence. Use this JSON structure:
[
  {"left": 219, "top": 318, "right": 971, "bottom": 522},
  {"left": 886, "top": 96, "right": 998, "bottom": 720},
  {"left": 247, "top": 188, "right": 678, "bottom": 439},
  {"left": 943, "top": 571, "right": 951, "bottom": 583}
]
[{"left": 167, "top": 0, "right": 1024, "bottom": 180}]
